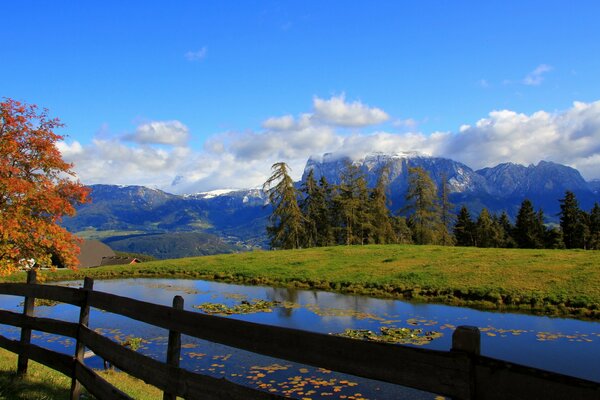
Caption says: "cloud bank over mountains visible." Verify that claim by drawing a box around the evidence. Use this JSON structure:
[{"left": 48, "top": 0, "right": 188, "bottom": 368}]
[{"left": 58, "top": 95, "right": 600, "bottom": 194}]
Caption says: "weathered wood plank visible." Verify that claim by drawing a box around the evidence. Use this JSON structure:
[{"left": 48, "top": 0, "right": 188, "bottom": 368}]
[
  {"left": 163, "top": 295, "right": 183, "bottom": 400},
  {"left": 0, "top": 333, "right": 73, "bottom": 376},
  {"left": 88, "top": 289, "right": 470, "bottom": 398},
  {"left": 474, "top": 356, "right": 600, "bottom": 400},
  {"left": 0, "top": 283, "right": 84, "bottom": 306},
  {"left": 0, "top": 309, "right": 78, "bottom": 338},
  {"left": 71, "top": 277, "right": 94, "bottom": 400},
  {"left": 17, "top": 270, "right": 37, "bottom": 375},
  {"left": 79, "top": 326, "right": 285, "bottom": 399},
  {"left": 74, "top": 361, "right": 133, "bottom": 400}
]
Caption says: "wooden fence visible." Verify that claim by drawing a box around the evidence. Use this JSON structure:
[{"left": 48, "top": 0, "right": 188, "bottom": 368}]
[{"left": 0, "top": 270, "right": 598, "bottom": 400}]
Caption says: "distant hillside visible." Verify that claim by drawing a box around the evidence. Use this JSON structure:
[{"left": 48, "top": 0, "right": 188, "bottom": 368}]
[{"left": 102, "top": 232, "right": 246, "bottom": 260}]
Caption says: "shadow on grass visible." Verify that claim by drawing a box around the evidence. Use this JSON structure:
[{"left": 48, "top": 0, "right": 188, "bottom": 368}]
[{"left": 0, "top": 370, "right": 71, "bottom": 400}]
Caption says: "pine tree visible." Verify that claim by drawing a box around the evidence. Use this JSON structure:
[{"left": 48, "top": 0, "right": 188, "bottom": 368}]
[
  {"left": 316, "top": 176, "right": 336, "bottom": 246},
  {"left": 545, "top": 227, "right": 566, "bottom": 249},
  {"left": 263, "top": 162, "right": 304, "bottom": 249},
  {"left": 392, "top": 216, "right": 414, "bottom": 244},
  {"left": 454, "top": 205, "right": 475, "bottom": 246},
  {"left": 333, "top": 162, "right": 372, "bottom": 245},
  {"left": 514, "top": 199, "right": 544, "bottom": 248},
  {"left": 589, "top": 203, "right": 600, "bottom": 250},
  {"left": 299, "top": 169, "right": 319, "bottom": 248},
  {"left": 498, "top": 212, "right": 517, "bottom": 248},
  {"left": 438, "top": 173, "right": 456, "bottom": 245},
  {"left": 475, "top": 208, "right": 503, "bottom": 247},
  {"left": 369, "top": 166, "right": 395, "bottom": 244},
  {"left": 559, "top": 191, "right": 584, "bottom": 248},
  {"left": 404, "top": 167, "right": 443, "bottom": 244}
]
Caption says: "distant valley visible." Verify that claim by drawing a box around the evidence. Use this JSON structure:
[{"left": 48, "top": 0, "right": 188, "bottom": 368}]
[{"left": 63, "top": 152, "right": 600, "bottom": 258}]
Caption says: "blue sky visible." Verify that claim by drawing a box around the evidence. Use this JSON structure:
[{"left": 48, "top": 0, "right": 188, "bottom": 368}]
[{"left": 2, "top": 2, "right": 600, "bottom": 192}]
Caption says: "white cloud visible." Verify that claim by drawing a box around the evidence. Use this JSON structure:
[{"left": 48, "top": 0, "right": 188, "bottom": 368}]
[
  {"left": 313, "top": 94, "right": 389, "bottom": 127},
  {"left": 125, "top": 120, "right": 190, "bottom": 146},
  {"left": 478, "top": 79, "right": 490, "bottom": 88},
  {"left": 523, "top": 64, "right": 553, "bottom": 86},
  {"left": 184, "top": 47, "right": 207, "bottom": 61},
  {"left": 59, "top": 99, "right": 600, "bottom": 195}
]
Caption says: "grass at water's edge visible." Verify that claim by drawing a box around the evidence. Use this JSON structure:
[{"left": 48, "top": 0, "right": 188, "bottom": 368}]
[
  {"left": 0, "top": 348, "right": 162, "bottom": 400},
  {"left": 3, "top": 244, "right": 600, "bottom": 319}
]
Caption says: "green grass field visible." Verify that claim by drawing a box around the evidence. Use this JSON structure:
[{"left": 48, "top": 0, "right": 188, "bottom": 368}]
[
  {"left": 4, "top": 244, "right": 600, "bottom": 318},
  {"left": 0, "top": 348, "right": 162, "bottom": 400}
]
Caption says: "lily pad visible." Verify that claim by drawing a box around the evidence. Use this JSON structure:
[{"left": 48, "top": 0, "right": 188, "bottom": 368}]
[{"left": 335, "top": 327, "right": 442, "bottom": 346}]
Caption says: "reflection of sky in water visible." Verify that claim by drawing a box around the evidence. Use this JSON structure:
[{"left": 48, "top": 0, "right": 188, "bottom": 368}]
[{"left": 1, "top": 278, "right": 600, "bottom": 399}]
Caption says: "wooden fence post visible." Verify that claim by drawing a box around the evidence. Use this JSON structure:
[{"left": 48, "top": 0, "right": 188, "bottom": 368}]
[
  {"left": 163, "top": 295, "right": 184, "bottom": 400},
  {"left": 452, "top": 325, "right": 480, "bottom": 400},
  {"left": 70, "top": 277, "right": 94, "bottom": 400},
  {"left": 17, "top": 269, "right": 37, "bottom": 376}
]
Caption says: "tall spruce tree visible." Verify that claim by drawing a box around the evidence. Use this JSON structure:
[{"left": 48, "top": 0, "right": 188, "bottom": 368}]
[
  {"left": 438, "top": 173, "right": 456, "bottom": 245},
  {"left": 392, "top": 216, "right": 414, "bottom": 244},
  {"left": 299, "top": 169, "right": 320, "bottom": 248},
  {"left": 316, "top": 176, "right": 336, "bottom": 246},
  {"left": 475, "top": 208, "right": 503, "bottom": 248},
  {"left": 514, "top": 199, "right": 544, "bottom": 248},
  {"left": 263, "top": 162, "right": 304, "bottom": 249},
  {"left": 404, "top": 167, "right": 443, "bottom": 244},
  {"left": 369, "top": 166, "right": 395, "bottom": 244},
  {"left": 333, "top": 162, "right": 372, "bottom": 245},
  {"left": 589, "top": 203, "right": 600, "bottom": 249},
  {"left": 559, "top": 191, "right": 584, "bottom": 248},
  {"left": 498, "top": 211, "right": 517, "bottom": 248},
  {"left": 454, "top": 205, "right": 475, "bottom": 246}
]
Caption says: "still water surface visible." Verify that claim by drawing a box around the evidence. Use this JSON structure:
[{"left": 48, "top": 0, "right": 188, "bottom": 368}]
[{"left": 1, "top": 278, "right": 599, "bottom": 399}]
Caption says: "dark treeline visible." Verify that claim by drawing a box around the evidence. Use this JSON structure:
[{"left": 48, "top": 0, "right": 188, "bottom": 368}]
[{"left": 263, "top": 162, "right": 600, "bottom": 250}]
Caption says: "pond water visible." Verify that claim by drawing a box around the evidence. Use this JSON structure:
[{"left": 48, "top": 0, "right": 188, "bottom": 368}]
[{"left": 1, "top": 278, "right": 599, "bottom": 399}]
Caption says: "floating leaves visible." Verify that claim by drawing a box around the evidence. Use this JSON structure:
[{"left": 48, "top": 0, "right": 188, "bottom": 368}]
[
  {"left": 536, "top": 331, "right": 596, "bottom": 342},
  {"left": 194, "top": 299, "right": 282, "bottom": 315},
  {"left": 19, "top": 298, "right": 60, "bottom": 307},
  {"left": 335, "top": 327, "right": 442, "bottom": 346}
]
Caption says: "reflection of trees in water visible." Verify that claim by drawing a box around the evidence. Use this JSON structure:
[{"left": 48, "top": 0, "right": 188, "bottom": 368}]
[
  {"left": 263, "top": 287, "right": 402, "bottom": 320},
  {"left": 265, "top": 287, "right": 299, "bottom": 317}
]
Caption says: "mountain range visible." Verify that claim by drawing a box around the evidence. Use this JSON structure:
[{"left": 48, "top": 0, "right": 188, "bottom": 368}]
[{"left": 63, "top": 152, "right": 599, "bottom": 258}]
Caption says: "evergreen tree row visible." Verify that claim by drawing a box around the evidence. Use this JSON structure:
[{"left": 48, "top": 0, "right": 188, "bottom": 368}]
[
  {"left": 454, "top": 192, "right": 600, "bottom": 250},
  {"left": 263, "top": 162, "right": 448, "bottom": 249},
  {"left": 263, "top": 162, "right": 600, "bottom": 250}
]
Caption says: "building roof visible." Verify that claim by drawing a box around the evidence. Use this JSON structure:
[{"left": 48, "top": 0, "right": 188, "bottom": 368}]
[
  {"left": 78, "top": 240, "right": 115, "bottom": 268},
  {"left": 99, "top": 256, "right": 141, "bottom": 266}
]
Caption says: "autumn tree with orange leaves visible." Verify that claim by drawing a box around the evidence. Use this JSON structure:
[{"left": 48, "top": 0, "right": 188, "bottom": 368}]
[{"left": 0, "top": 99, "right": 89, "bottom": 275}]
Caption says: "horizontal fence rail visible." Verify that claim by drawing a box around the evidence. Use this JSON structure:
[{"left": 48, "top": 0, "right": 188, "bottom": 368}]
[{"left": 0, "top": 270, "right": 598, "bottom": 400}]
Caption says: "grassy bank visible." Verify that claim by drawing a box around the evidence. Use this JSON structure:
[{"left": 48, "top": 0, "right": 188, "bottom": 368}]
[
  {"left": 0, "top": 348, "right": 161, "bottom": 400},
  {"left": 3, "top": 244, "right": 600, "bottom": 319}
]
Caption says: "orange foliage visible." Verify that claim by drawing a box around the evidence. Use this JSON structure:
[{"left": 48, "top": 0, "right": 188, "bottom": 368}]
[{"left": 0, "top": 98, "right": 89, "bottom": 275}]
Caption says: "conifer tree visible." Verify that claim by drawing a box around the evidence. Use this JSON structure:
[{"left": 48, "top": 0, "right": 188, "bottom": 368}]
[
  {"left": 497, "top": 211, "right": 517, "bottom": 248},
  {"left": 316, "top": 176, "right": 336, "bottom": 246},
  {"left": 333, "top": 162, "right": 372, "bottom": 245},
  {"left": 404, "top": 167, "right": 443, "bottom": 244},
  {"left": 559, "top": 191, "right": 584, "bottom": 248},
  {"left": 454, "top": 205, "right": 475, "bottom": 247},
  {"left": 475, "top": 208, "right": 503, "bottom": 247},
  {"left": 369, "top": 166, "right": 395, "bottom": 244},
  {"left": 589, "top": 203, "right": 600, "bottom": 250},
  {"left": 438, "top": 173, "right": 456, "bottom": 245},
  {"left": 392, "top": 216, "right": 413, "bottom": 244},
  {"left": 299, "top": 169, "right": 320, "bottom": 248},
  {"left": 514, "top": 199, "right": 544, "bottom": 248},
  {"left": 545, "top": 227, "right": 566, "bottom": 249},
  {"left": 263, "top": 162, "right": 304, "bottom": 249}
]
